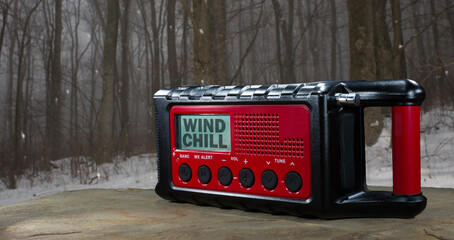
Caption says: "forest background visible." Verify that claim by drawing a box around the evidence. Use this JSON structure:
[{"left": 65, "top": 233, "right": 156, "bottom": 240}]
[{"left": 0, "top": 0, "right": 453, "bottom": 190}]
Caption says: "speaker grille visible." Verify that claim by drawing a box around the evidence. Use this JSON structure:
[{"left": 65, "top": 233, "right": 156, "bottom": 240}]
[{"left": 233, "top": 113, "right": 304, "bottom": 157}]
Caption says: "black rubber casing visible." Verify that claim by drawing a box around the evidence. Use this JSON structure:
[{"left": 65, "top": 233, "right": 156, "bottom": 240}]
[{"left": 153, "top": 79, "right": 427, "bottom": 219}]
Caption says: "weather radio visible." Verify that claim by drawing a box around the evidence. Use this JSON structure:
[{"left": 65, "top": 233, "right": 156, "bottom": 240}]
[{"left": 153, "top": 79, "right": 426, "bottom": 219}]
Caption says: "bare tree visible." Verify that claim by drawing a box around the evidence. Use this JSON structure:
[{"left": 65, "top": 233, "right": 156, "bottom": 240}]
[
  {"left": 180, "top": 0, "right": 189, "bottom": 84},
  {"left": 282, "top": 0, "right": 295, "bottom": 84},
  {"left": 307, "top": 1, "right": 322, "bottom": 81},
  {"left": 65, "top": 0, "right": 91, "bottom": 157},
  {"left": 391, "top": 0, "right": 407, "bottom": 79},
  {"left": 446, "top": 0, "right": 454, "bottom": 43},
  {"left": 191, "top": 0, "right": 214, "bottom": 84},
  {"left": 271, "top": 0, "right": 296, "bottom": 83},
  {"left": 329, "top": 0, "right": 337, "bottom": 80},
  {"left": 271, "top": 0, "right": 284, "bottom": 82},
  {"left": 10, "top": 1, "right": 42, "bottom": 189},
  {"left": 347, "top": 0, "right": 383, "bottom": 146},
  {"left": 212, "top": 0, "right": 227, "bottom": 85},
  {"left": 118, "top": 0, "right": 131, "bottom": 157},
  {"left": 372, "top": 0, "right": 393, "bottom": 81},
  {"left": 347, "top": 0, "right": 375, "bottom": 81},
  {"left": 97, "top": 0, "right": 120, "bottom": 164},
  {"left": 296, "top": 0, "right": 309, "bottom": 83},
  {"left": 45, "top": 0, "right": 63, "bottom": 161},
  {"left": 0, "top": 0, "right": 9, "bottom": 66},
  {"left": 188, "top": 0, "right": 227, "bottom": 85},
  {"left": 150, "top": 0, "right": 161, "bottom": 88},
  {"left": 5, "top": 0, "right": 17, "bottom": 145},
  {"left": 429, "top": 0, "right": 448, "bottom": 104},
  {"left": 167, "top": 0, "right": 179, "bottom": 88}
]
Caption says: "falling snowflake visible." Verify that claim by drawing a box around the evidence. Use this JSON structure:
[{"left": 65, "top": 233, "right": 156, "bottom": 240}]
[
  {"left": 21, "top": 132, "right": 26, "bottom": 139},
  {"left": 199, "top": 29, "right": 204, "bottom": 34}
]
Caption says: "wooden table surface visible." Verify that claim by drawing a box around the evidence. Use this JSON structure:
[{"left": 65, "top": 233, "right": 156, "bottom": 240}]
[{"left": 1, "top": 188, "right": 453, "bottom": 239}]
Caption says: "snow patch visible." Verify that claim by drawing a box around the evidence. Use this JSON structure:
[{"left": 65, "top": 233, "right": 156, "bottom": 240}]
[
  {"left": 0, "top": 154, "right": 158, "bottom": 206},
  {"left": 367, "top": 109, "right": 454, "bottom": 189}
]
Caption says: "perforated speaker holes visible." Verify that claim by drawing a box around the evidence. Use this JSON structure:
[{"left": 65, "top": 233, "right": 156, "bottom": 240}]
[{"left": 233, "top": 113, "right": 304, "bottom": 157}]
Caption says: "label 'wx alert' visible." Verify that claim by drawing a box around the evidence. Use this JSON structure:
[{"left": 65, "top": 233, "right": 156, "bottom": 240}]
[{"left": 177, "top": 114, "right": 231, "bottom": 152}]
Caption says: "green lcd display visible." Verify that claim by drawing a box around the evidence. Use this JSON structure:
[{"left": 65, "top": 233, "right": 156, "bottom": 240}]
[{"left": 176, "top": 114, "right": 230, "bottom": 152}]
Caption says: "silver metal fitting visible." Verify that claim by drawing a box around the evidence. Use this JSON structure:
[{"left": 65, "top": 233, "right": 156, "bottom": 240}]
[{"left": 335, "top": 93, "right": 360, "bottom": 106}]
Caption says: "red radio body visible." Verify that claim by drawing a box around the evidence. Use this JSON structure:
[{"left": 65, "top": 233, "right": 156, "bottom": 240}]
[
  {"left": 170, "top": 105, "right": 311, "bottom": 200},
  {"left": 154, "top": 79, "right": 426, "bottom": 219}
]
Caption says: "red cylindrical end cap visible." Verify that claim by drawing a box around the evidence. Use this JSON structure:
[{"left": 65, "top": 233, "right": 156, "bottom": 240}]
[{"left": 392, "top": 106, "right": 421, "bottom": 195}]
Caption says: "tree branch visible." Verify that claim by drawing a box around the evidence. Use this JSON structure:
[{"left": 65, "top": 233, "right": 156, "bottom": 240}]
[
  {"left": 229, "top": 0, "right": 264, "bottom": 85},
  {"left": 403, "top": 3, "right": 454, "bottom": 49}
]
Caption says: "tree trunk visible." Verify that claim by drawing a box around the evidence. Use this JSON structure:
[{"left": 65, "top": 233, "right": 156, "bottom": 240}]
[
  {"left": 167, "top": 0, "right": 179, "bottom": 88},
  {"left": 391, "top": 0, "right": 407, "bottom": 79},
  {"left": 23, "top": 43, "right": 33, "bottom": 162},
  {"left": 248, "top": 0, "right": 258, "bottom": 84},
  {"left": 347, "top": 0, "right": 376, "bottom": 81},
  {"left": 271, "top": 0, "right": 284, "bottom": 83},
  {"left": 119, "top": 0, "right": 131, "bottom": 157},
  {"left": 150, "top": 0, "right": 161, "bottom": 88},
  {"left": 307, "top": 1, "right": 321, "bottom": 81},
  {"left": 89, "top": 42, "right": 98, "bottom": 158},
  {"left": 410, "top": 0, "right": 427, "bottom": 67},
  {"left": 12, "top": 43, "right": 24, "bottom": 189},
  {"left": 296, "top": 0, "right": 309, "bottom": 83},
  {"left": 98, "top": 0, "right": 120, "bottom": 164},
  {"left": 181, "top": 1, "right": 188, "bottom": 84},
  {"left": 6, "top": 0, "right": 17, "bottom": 142},
  {"left": 329, "top": 0, "right": 337, "bottom": 80},
  {"left": 46, "top": 0, "right": 62, "bottom": 161},
  {"left": 446, "top": 0, "right": 454, "bottom": 45},
  {"left": 10, "top": 0, "right": 41, "bottom": 189},
  {"left": 282, "top": 0, "right": 295, "bottom": 84},
  {"left": 429, "top": 0, "right": 445, "bottom": 104},
  {"left": 68, "top": 0, "right": 83, "bottom": 157},
  {"left": 237, "top": 0, "right": 243, "bottom": 85},
  {"left": 211, "top": 0, "right": 227, "bottom": 85},
  {"left": 0, "top": 2, "right": 9, "bottom": 66},
  {"left": 372, "top": 0, "right": 393, "bottom": 80},
  {"left": 192, "top": 0, "right": 213, "bottom": 85},
  {"left": 347, "top": 0, "right": 382, "bottom": 146}
]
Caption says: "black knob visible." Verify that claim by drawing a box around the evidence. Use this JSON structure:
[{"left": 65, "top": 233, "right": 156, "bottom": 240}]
[
  {"left": 239, "top": 168, "right": 255, "bottom": 188},
  {"left": 261, "top": 170, "right": 278, "bottom": 190},
  {"left": 179, "top": 164, "right": 192, "bottom": 182},
  {"left": 198, "top": 165, "right": 212, "bottom": 184},
  {"left": 218, "top": 167, "right": 233, "bottom": 186},
  {"left": 285, "top": 172, "right": 302, "bottom": 192}
]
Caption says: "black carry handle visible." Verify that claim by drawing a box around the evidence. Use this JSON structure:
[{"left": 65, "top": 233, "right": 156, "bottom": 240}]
[{"left": 337, "top": 79, "right": 425, "bottom": 195}]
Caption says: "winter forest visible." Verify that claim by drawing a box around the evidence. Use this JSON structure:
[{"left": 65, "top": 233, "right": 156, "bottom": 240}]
[{"left": 0, "top": 0, "right": 454, "bottom": 200}]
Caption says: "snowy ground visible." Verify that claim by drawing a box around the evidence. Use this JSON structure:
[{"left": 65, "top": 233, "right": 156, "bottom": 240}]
[
  {"left": 0, "top": 154, "right": 158, "bottom": 206},
  {"left": 367, "top": 108, "right": 454, "bottom": 188},
  {"left": 1, "top": 109, "right": 453, "bottom": 207}
]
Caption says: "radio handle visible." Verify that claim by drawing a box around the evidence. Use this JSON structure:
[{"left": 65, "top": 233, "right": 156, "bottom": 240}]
[{"left": 336, "top": 80, "right": 424, "bottom": 195}]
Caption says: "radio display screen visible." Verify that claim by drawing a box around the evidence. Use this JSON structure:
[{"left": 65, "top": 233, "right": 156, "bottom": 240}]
[{"left": 175, "top": 114, "right": 230, "bottom": 152}]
